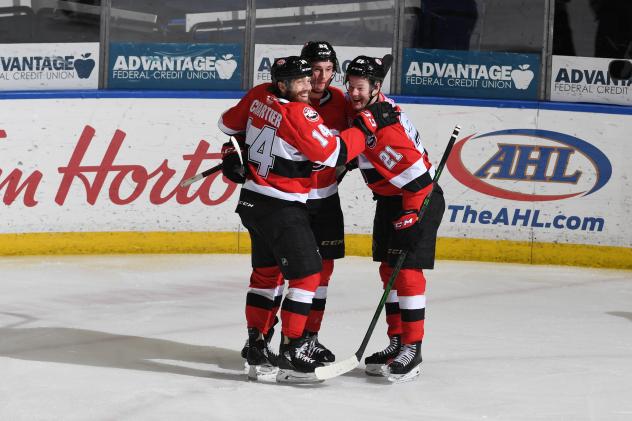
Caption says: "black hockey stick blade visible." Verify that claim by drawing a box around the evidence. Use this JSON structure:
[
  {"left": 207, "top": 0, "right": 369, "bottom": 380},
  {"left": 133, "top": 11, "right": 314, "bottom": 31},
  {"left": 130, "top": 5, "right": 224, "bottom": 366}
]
[
  {"left": 180, "top": 162, "right": 223, "bottom": 187},
  {"left": 316, "top": 125, "right": 461, "bottom": 381}
]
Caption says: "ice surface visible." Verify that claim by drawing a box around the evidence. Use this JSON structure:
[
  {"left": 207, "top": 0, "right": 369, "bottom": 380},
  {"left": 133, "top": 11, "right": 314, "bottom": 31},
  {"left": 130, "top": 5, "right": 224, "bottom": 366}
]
[{"left": 1, "top": 255, "right": 631, "bottom": 421}]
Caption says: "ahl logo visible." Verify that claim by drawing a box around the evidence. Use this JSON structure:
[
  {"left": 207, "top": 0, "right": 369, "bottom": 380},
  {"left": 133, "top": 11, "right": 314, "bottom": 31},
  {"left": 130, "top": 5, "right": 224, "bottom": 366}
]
[{"left": 446, "top": 129, "right": 611, "bottom": 201}]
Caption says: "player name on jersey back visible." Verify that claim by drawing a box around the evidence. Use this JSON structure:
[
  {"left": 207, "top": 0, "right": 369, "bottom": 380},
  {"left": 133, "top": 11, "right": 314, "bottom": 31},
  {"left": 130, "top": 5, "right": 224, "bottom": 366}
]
[{"left": 249, "top": 99, "right": 282, "bottom": 128}]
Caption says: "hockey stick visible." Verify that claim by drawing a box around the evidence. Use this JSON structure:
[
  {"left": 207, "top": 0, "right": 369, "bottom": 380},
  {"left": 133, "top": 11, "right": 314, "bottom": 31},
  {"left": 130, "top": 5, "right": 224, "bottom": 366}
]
[
  {"left": 179, "top": 137, "right": 244, "bottom": 188},
  {"left": 315, "top": 124, "right": 461, "bottom": 381},
  {"left": 180, "top": 162, "right": 223, "bottom": 188},
  {"left": 336, "top": 53, "right": 394, "bottom": 185}
]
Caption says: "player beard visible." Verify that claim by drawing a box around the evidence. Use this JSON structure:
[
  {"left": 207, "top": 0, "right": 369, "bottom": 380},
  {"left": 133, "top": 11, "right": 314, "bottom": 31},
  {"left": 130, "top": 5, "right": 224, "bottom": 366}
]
[{"left": 288, "top": 87, "right": 311, "bottom": 103}]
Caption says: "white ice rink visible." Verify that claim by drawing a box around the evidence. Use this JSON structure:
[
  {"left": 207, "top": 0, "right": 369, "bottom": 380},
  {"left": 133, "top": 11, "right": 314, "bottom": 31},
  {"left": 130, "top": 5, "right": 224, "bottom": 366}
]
[{"left": 1, "top": 254, "right": 631, "bottom": 421}]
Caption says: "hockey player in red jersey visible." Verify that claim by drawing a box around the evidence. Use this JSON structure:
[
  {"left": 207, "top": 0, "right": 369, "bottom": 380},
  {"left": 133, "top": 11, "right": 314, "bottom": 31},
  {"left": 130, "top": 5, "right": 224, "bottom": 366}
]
[
  {"left": 297, "top": 41, "right": 350, "bottom": 363},
  {"left": 344, "top": 56, "right": 446, "bottom": 382},
  {"left": 218, "top": 56, "right": 399, "bottom": 382}
]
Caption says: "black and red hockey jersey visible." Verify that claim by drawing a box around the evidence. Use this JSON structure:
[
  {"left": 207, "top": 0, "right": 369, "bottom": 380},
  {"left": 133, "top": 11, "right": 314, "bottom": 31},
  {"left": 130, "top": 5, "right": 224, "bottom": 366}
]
[
  {"left": 308, "top": 85, "right": 349, "bottom": 200},
  {"left": 218, "top": 83, "right": 365, "bottom": 203},
  {"left": 350, "top": 93, "right": 436, "bottom": 211}
]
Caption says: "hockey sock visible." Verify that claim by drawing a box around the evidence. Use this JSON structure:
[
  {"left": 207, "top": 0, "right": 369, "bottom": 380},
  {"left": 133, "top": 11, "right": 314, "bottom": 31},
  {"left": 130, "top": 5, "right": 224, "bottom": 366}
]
[
  {"left": 305, "top": 259, "right": 333, "bottom": 333},
  {"left": 396, "top": 268, "right": 426, "bottom": 344},
  {"left": 246, "top": 266, "right": 283, "bottom": 333},
  {"left": 380, "top": 263, "right": 402, "bottom": 337},
  {"left": 266, "top": 275, "right": 285, "bottom": 334},
  {"left": 280, "top": 272, "right": 320, "bottom": 338}
]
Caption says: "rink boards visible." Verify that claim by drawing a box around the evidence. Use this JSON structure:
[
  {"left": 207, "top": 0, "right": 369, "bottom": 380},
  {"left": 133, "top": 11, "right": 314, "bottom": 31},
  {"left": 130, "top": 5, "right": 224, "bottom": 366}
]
[{"left": 1, "top": 92, "right": 631, "bottom": 268}]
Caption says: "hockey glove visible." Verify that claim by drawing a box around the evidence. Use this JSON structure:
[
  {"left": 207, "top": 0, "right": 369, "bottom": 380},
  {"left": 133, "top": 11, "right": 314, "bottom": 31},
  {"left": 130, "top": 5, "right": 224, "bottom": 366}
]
[
  {"left": 392, "top": 209, "right": 423, "bottom": 250},
  {"left": 352, "top": 101, "right": 400, "bottom": 136},
  {"left": 221, "top": 141, "right": 246, "bottom": 184}
]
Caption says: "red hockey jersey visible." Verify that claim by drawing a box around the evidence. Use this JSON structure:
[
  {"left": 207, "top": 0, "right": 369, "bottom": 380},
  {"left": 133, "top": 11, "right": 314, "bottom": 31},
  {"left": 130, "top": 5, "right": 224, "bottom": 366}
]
[
  {"left": 218, "top": 83, "right": 365, "bottom": 203},
  {"left": 352, "top": 93, "right": 436, "bottom": 211},
  {"left": 308, "top": 86, "right": 349, "bottom": 199}
]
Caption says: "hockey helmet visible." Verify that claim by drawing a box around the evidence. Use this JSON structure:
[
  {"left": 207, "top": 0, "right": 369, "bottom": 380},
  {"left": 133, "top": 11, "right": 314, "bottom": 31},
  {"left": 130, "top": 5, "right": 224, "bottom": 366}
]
[
  {"left": 345, "top": 55, "right": 386, "bottom": 83},
  {"left": 300, "top": 41, "right": 339, "bottom": 73},
  {"left": 271, "top": 56, "right": 313, "bottom": 83}
]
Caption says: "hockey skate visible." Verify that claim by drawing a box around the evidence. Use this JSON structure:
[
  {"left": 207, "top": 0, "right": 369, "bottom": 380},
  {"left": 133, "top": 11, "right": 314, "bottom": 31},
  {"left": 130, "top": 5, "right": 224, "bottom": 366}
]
[
  {"left": 364, "top": 335, "right": 401, "bottom": 376},
  {"left": 241, "top": 317, "right": 278, "bottom": 359},
  {"left": 305, "top": 332, "right": 335, "bottom": 363},
  {"left": 276, "top": 335, "right": 325, "bottom": 384},
  {"left": 382, "top": 341, "right": 422, "bottom": 383},
  {"left": 244, "top": 328, "right": 278, "bottom": 381}
]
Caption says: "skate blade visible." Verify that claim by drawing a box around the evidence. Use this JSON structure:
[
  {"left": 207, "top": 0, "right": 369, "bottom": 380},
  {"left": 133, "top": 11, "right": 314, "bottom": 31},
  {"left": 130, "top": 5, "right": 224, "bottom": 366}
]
[
  {"left": 276, "top": 368, "right": 324, "bottom": 384},
  {"left": 365, "top": 363, "right": 386, "bottom": 377},
  {"left": 246, "top": 364, "right": 278, "bottom": 382},
  {"left": 386, "top": 365, "right": 421, "bottom": 384}
]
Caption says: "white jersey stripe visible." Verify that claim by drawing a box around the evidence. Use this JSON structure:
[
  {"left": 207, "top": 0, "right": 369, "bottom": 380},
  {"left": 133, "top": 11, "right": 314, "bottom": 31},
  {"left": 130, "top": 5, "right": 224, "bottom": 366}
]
[
  {"left": 308, "top": 183, "right": 338, "bottom": 200},
  {"left": 390, "top": 157, "right": 435, "bottom": 189},
  {"left": 218, "top": 113, "right": 244, "bottom": 136},
  {"left": 243, "top": 180, "right": 309, "bottom": 203},
  {"left": 315, "top": 137, "right": 341, "bottom": 167}
]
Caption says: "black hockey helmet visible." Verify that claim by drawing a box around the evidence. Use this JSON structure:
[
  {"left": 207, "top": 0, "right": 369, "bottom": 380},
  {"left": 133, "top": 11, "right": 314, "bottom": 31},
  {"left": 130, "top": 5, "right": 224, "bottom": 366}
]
[
  {"left": 345, "top": 55, "right": 387, "bottom": 83},
  {"left": 300, "top": 41, "right": 339, "bottom": 72},
  {"left": 271, "top": 56, "right": 313, "bottom": 83}
]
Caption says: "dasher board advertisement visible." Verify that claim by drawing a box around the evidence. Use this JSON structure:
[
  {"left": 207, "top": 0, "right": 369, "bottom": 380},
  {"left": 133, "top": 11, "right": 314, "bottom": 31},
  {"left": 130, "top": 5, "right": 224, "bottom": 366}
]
[
  {"left": 401, "top": 48, "right": 540, "bottom": 100},
  {"left": 551, "top": 55, "right": 632, "bottom": 106},
  {"left": 0, "top": 43, "right": 99, "bottom": 90}
]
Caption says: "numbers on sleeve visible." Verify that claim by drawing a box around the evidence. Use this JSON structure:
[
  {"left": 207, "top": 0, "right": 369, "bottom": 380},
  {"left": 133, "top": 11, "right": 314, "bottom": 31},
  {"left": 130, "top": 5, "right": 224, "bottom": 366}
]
[
  {"left": 311, "top": 124, "right": 332, "bottom": 147},
  {"left": 378, "top": 145, "right": 403, "bottom": 170}
]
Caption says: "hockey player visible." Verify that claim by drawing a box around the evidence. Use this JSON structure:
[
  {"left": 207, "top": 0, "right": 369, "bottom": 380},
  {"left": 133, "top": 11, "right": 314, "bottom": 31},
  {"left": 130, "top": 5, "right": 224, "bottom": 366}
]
[
  {"left": 298, "top": 41, "right": 350, "bottom": 363},
  {"left": 344, "top": 56, "right": 446, "bottom": 382},
  {"left": 218, "top": 56, "right": 399, "bottom": 382}
]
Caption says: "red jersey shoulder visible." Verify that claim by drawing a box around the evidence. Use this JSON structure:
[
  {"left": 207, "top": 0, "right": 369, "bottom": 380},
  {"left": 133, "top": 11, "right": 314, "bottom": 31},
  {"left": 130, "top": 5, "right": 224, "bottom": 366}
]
[{"left": 283, "top": 102, "right": 323, "bottom": 125}]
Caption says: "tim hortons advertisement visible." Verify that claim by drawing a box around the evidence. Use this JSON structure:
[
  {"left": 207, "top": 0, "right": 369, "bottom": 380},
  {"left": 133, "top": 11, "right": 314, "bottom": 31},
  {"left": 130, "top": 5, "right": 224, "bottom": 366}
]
[
  {"left": 0, "top": 98, "right": 242, "bottom": 233},
  {"left": 551, "top": 55, "right": 632, "bottom": 106},
  {"left": 253, "top": 44, "right": 392, "bottom": 94},
  {"left": 0, "top": 43, "right": 99, "bottom": 90},
  {"left": 1, "top": 97, "right": 630, "bottom": 250}
]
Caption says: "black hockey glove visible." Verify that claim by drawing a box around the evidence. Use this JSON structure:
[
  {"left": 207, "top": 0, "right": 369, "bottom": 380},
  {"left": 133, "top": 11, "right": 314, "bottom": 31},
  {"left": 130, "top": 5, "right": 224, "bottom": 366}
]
[
  {"left": 352, "top": 101, "right": 400, "bottom": 136},
  {"left": 221, "top": 141, "right": 246, "bottom": 184},
  {"left": 392, "top": 209, "right": 423, "bottom": 250}
]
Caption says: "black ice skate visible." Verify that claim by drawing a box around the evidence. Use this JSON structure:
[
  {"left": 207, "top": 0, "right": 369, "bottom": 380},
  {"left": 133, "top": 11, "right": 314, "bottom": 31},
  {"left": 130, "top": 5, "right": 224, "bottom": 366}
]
[
  {"left": 276, "top": 335, "right": 325, "bottom": 384},
  {"left": 383, "top": 341, "right": 422, "bottom": 383},
  {"left": 245, "top": 328, "right": 278, "bottom": 381},
  {"left": 241, "top": 317, "right": 278, "bottom": 359},
  {"left": 364, "top": 335, "right": 401, "bottom": 376},
  {"left": 305, "top": 331, "right": 335, "bottom": 363}
]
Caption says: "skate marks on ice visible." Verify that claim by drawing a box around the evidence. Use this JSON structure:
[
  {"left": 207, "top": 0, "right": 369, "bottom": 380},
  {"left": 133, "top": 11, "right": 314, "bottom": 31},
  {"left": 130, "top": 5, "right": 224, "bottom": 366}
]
[{"left": 0, "top": 325, "right": 246, "bottom": 381}]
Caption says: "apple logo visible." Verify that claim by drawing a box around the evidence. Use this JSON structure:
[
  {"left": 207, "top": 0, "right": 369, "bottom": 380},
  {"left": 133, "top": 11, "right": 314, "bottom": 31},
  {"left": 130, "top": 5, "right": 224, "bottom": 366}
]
[
  {"left": 216, "top": 54, "right": 238, "bottom": 80},
  {"left": 74, "top": 53, "right": 96, "bottom": 79},
  {"left": 511, "top": 64, "right": 535, "bottom": 90}
]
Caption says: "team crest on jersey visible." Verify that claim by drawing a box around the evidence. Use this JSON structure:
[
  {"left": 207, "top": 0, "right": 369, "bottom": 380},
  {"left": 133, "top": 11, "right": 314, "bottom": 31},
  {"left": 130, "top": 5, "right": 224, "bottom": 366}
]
[
  {"left": 366, "top": 134, "right": 377, "bottom": 149},
  {"left": 303, "top": 107, "right": 320, "bottom": 122}
]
